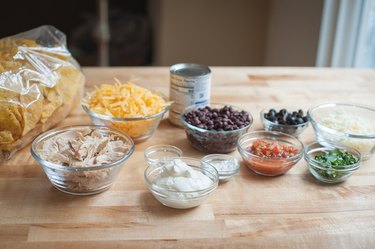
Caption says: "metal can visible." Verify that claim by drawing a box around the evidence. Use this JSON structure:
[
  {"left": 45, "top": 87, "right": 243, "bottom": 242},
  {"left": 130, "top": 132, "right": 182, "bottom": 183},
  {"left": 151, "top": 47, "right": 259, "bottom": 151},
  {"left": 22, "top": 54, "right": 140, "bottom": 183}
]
[{"left": 169, "top": 63, "right": 211, "bottom": 126}]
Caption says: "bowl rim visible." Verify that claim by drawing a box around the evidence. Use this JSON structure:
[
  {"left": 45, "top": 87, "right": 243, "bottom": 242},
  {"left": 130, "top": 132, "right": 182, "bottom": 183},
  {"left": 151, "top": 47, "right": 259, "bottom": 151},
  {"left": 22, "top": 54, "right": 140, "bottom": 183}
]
[
  {"left": 201, "top": 154, "right": 240, "bottom": 173},
  {"left": 81, "top": 90, "right": 170, "bottom": 121},
  {"left": 179, "top": 102, "right": 253, "bottom": 134},
  {"left": 31, "top": 125, "right": 135, "bottom": 171},
  {"left": 144, "top": 144, "right": 183, "bottom": 163},
  {"left": 237, "top": 130, "right": 304, "bottom": 162},
  {"left": 260, "top": 108, "right": 308, "bottom": 128},
  {"left": 144, "top": 157, "right": 219, "bottom": 195},
  {"left": 307, "top": 102, "right": 375, "bottom": 139},
  {"left": 303, "top": 142, "right": 361, "bottom": 172}
]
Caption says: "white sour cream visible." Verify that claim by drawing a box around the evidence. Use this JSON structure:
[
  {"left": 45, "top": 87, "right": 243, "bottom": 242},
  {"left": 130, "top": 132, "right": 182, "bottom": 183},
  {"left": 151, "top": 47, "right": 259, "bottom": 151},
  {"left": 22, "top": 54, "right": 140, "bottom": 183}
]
[
  {"left": 151, "top": 159, "right": 215, "bottom": 209},
  {"left": 155, "top": 159, "right": 213, "bottom": 192}
]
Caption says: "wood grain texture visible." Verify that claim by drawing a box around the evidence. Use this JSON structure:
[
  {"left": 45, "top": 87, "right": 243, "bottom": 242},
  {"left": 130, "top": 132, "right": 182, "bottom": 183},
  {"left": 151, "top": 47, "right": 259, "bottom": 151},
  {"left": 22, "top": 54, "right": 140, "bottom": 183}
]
[{"left": 1, "top": 67, "right": 375, "bottom": 249}]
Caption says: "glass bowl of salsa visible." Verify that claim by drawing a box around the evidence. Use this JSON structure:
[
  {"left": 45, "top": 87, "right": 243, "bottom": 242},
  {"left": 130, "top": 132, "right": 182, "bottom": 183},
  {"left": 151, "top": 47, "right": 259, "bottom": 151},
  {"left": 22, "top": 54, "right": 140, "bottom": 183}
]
[{"left": 237, "top": 131, "right": 304, "bottom": 176}]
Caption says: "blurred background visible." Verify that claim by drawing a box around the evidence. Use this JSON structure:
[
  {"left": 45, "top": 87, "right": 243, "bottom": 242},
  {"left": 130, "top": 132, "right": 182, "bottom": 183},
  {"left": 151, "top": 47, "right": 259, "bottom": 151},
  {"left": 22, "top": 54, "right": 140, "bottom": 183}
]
[{"left": 1, "top": 0, "right": 374, "bottom": 68}]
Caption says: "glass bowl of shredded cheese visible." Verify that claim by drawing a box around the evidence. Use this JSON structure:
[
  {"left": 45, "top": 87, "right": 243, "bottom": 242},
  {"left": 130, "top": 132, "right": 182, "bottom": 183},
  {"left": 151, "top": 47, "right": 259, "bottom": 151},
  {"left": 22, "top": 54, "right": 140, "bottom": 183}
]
[
  {"left": 308, "top": 103, "right": 375, "bottom": 160},
  {"left": 82, "top": 80, "right": 171, "bottom": 143}
]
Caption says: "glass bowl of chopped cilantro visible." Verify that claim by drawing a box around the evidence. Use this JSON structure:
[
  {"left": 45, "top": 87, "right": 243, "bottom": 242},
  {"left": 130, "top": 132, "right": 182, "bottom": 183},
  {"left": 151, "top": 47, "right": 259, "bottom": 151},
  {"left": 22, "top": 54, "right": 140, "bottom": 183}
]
[{"left": 304, "top": 142, "right": 361, "bottom": 184}]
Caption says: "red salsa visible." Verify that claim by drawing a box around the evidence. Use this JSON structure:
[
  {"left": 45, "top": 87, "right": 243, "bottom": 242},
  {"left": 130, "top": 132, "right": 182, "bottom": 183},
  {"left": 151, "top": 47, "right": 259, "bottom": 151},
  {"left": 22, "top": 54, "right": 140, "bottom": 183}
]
[{"left": 248, "top": 139, "right": 298, "bottom": 159}]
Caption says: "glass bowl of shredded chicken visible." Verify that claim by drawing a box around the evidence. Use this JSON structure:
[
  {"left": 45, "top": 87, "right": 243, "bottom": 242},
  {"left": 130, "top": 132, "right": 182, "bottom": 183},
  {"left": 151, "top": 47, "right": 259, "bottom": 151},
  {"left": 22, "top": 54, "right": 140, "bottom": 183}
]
[
  {"left": 31, "top": 125, "right": 134, "bottom": 195},
  {"left": 81, "top": 80, "right": 171, "bottom": 143},
  {"left": 308, "top": 103, "right": 375, "bottom": 160}
]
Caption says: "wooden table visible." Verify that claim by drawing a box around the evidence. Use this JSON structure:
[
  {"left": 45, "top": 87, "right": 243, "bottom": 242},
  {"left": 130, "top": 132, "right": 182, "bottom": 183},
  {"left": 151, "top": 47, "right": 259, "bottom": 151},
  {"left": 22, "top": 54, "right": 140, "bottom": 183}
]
[{"left": 1, "top": 67, "right": 375, "bottom": 249}]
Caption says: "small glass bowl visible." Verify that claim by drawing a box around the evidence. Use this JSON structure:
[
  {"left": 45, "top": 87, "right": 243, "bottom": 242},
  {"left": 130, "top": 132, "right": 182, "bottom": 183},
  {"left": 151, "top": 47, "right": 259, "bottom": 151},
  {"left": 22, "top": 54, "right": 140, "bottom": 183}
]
[
  {"left": 180, "top": 103, "right": 253, "bottom": 153},
  {"left": 31, "top": 125, "right": 135, "bottom": 195},
  {"left": 260, "top": 109, "right": 308, "bottom": 137},
  {"left": 82, "top": 91, "right": 169, "bottom": 143},
  {"left": 304, "top": 142, "right": 361, "bottom": 184},
  {"left": 202, "top": 154, "right": 240, "bottom": 182},
  {"left": 308, "top": 102, "right": 375, "bottom": 160},
  {"left": 237, "top": 131, "right": 304, "bottom": 176},
  {"left": 144, "top": 145, "right": 183, "bottom": 167},
  {"left": 144, "top": 157, "right": 219, "bottom": 209}
]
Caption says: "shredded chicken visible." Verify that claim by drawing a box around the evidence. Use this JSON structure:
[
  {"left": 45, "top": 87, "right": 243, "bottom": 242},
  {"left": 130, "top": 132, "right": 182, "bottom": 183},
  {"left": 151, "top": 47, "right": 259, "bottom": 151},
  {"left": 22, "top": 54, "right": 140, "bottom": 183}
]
[
  {"left": 39, "top": 127, "right": 130, "bottom": 167},
  {"left": 38, "top": 127, "right": 131, "bottom": 192}
]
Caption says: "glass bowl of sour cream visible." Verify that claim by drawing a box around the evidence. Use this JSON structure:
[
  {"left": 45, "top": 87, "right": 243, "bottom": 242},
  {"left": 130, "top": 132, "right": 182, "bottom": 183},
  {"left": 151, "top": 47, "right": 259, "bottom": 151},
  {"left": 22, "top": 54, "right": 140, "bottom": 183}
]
[{"left": 144, "top": 157, "right": 219, "bottom": 209}]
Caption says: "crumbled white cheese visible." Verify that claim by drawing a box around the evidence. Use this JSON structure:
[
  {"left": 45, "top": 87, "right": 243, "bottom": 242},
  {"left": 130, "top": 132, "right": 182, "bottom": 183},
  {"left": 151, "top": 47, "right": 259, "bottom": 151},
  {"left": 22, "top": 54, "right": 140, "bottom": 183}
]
[
  {"left": 209, "top": 159, "right": 238, "bottom": 172},
  {"left": 321, "top": 113, "right": 375, "bottom": 135},
  {"left": 320, "top": 112, "right": 375, "bottom": 157}
]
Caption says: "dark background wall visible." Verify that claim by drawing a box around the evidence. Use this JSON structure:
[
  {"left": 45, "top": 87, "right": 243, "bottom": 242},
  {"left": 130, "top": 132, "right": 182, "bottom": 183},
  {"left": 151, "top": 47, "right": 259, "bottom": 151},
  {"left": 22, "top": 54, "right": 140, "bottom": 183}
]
[
  {"left": 1, "top": 0, "right": 323, "bottom": 67},
  {"left": 1, "top": 0, "right": 152, "bottom": 66}
]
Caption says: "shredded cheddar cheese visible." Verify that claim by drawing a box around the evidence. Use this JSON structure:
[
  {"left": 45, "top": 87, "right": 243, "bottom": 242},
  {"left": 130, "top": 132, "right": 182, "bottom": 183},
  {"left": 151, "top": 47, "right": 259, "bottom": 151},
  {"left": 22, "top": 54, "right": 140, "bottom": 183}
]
[
  {"left": 88, "top": 80, "right": 169, "bottom": 118},
  {"left": 84, "top": 80, "right": 171, "bottom": 139}
]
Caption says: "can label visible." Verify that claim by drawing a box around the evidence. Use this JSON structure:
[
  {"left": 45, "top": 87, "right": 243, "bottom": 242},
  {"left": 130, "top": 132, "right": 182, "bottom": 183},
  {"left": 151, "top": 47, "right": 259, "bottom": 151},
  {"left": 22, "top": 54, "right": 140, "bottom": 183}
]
[{"left": 169, "top": 63, "right": 211, "bottom": 126}]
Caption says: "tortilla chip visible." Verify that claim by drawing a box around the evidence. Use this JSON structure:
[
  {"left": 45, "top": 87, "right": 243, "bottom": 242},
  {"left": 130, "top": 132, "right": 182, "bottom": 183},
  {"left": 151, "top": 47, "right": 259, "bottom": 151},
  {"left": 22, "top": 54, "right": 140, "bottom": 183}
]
[
  {"left": 20, "top": 97, "right": 43, "bottom": 135},
  {"left": 40, "top": 87, "right": 63, "bottom": 123},
  {"left": 0, "top": 130, "right": 14, "bottom": 144},
  {"left": 0, "top": 104, "right": 23, "bottom": 140},
  {"left": 54, "top": 66, "right": 80, "bottom": 102}
]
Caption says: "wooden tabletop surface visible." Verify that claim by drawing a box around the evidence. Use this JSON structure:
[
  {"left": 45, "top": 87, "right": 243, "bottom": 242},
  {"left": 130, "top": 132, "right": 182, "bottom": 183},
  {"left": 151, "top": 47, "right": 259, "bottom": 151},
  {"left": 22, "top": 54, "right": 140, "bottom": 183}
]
[{"left": 1, "top": 67, "right": 375, "bottom": 249}]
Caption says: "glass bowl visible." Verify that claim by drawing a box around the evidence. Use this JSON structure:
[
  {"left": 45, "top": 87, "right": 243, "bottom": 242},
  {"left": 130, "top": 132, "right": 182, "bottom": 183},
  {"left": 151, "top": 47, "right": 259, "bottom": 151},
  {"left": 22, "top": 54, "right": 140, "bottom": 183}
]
[
  {"left": 180, "top": 103, "right": 253, "bottom": 153},
  {"left": 144, "top": 144, "right": 183, "bottom": 167},
  {"left": 81, "top": 91, "right": 169, "bottom": 143},
  {"left": 304, "top": 142, "right": 361, "bottom": 184},
  {"left": 31, "top": 125, "right": 135, "bottom": 195},
  {"left": 261, "top": 109, "right": 308, "bottom": 137},
  {"left": 237, "top": 131, "right": 304, "bottom": 176},
  {"left": 202, "top": 154, "right": 240, "bottom": 182},
  {"left": 144, "top": 157, "right": 219, "bottom": 209},
  {"left": 308, "top": 103, "right": 375, "bottom": 160}
]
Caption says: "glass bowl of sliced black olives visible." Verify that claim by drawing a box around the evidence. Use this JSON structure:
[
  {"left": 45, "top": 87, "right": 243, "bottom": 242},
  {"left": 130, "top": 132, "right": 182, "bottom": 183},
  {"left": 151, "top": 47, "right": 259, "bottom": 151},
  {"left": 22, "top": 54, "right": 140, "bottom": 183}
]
[{"left": 261, "top": 108, "right": 309, "bottom": 137}]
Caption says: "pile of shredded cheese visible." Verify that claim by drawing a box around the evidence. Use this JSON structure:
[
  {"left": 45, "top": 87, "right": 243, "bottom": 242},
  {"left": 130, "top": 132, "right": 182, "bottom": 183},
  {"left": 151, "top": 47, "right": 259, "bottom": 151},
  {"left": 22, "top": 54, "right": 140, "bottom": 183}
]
[
  {"left": 85, "top": 80, "right": 171, "bottom": 139},
  {"left": 87, "top": 80, "right": 170, "bottom": 118},
  {"left": 321, "top": 113, "right": 375, "bottom": 135},
  {"left": 321, "top": 112, "right": 375, "bottom": 156}
]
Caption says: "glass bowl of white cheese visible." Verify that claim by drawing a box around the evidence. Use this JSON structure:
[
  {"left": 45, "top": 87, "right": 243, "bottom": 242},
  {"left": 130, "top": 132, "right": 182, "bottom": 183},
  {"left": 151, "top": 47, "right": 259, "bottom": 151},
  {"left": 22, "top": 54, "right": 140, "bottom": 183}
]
[
  {"left": 202, "top": 154, "right": 240, "bottom": 182},
  {"left": 308, "top": 103, "right": 375, "bottom": 160},
  {"left": 144, "top": 157, "right": 219, "bottom": 209}
]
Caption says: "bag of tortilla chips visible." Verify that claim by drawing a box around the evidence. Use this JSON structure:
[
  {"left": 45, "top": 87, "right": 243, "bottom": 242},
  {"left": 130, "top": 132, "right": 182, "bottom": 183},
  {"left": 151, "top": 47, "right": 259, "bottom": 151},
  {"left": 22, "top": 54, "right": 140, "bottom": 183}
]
[{"left": 0, "top": 25, "right": 85, "bottom": 161}]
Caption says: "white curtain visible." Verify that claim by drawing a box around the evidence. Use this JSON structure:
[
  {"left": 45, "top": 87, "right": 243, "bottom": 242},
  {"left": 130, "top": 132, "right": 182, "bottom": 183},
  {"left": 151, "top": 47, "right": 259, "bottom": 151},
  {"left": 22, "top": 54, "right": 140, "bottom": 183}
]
[{"left": 316, "top": 0, "right": 375, "bottom": 68}]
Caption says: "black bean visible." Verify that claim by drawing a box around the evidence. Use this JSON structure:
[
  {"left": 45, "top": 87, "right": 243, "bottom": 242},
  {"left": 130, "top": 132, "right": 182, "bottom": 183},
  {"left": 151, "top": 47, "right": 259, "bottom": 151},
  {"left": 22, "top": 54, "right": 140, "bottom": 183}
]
[{"left": 184, "top": 105, "right": 251, "bottom": 131}]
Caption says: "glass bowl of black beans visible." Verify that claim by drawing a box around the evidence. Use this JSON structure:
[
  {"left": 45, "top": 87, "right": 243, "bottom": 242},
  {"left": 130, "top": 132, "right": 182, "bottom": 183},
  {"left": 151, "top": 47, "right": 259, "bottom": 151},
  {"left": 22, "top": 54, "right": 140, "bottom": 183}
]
[
  {"left": 180, "top": 103, "right": 253, "bottom": 153},
  {"left": 261, "top": 108, "right": 309, "bottom": 137}
]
